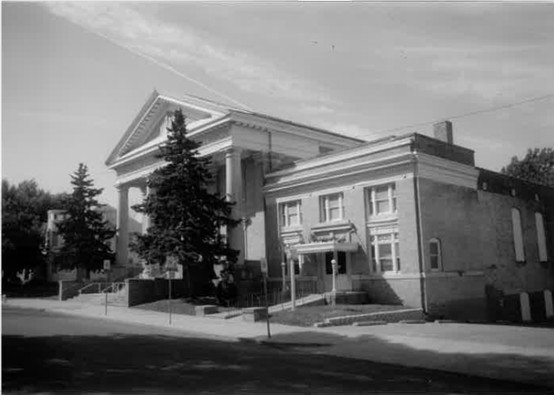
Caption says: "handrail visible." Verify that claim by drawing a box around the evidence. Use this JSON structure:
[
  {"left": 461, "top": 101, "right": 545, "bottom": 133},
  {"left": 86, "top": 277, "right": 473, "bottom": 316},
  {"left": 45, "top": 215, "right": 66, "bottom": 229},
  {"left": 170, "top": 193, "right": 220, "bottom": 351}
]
[
  {"left": 100, "top": 282, "right": 125, "bottom": 294},
  {"left": 235, "top": 280, "right": 320, "bottom": 308}
]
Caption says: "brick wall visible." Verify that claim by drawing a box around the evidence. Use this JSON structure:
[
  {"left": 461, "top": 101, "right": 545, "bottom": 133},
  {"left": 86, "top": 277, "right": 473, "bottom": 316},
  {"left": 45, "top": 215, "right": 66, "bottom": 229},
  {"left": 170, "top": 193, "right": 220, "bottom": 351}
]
[{"left": 354, "top": 277, "right": 422, "bottom": 307}]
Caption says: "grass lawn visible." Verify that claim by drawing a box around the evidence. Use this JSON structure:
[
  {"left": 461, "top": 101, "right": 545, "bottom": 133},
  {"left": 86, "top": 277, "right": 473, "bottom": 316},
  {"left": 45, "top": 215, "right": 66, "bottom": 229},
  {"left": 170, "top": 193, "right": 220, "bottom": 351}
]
[{"left": 269, "top": 304, "right": 408, "bottom": 327}]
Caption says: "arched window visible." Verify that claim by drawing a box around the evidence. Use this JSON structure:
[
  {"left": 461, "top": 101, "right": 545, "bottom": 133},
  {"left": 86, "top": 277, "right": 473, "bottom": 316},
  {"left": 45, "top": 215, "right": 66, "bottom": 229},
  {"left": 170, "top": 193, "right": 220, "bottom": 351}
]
[
  {"left": 429, "top": 238, "right": 442, "bottom": 271},
  {"left": 535, "top": 212, "right": 548, "bottom": 262},
  {"left": 511, "top": 208, "right": 525, "bottom": 262}
]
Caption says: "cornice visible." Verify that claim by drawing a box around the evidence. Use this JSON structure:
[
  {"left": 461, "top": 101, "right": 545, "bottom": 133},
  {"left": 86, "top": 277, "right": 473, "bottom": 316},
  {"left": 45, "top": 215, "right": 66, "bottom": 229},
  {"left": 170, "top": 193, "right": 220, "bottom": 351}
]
[{"left": 264, "top": 152, "right": 414, "bottom": 195}]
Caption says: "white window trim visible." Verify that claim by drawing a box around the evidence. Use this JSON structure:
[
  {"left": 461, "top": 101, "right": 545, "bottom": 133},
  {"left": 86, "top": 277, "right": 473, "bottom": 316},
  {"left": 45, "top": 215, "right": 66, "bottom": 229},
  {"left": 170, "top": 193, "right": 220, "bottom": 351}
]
[
  {"left": 367, "top": 183, "right": 397, "bottom": 219},
  {"left": 320, "top": 193, "right": 344, "bottom": 223},
  {"left": 369, "top": 227, "right": 400, "bottom": 273},
  {"left": 280, "top": 200, "right": 302, "bottom": 228},
  {"left": 429, "top": 238, "right": 442, "bottom": 271},
  {"left": 511, "top": 208, "right": 525, "bottom": 262},
  {"left": 535, "top": 212, "right": 548, "bottom": 262}
]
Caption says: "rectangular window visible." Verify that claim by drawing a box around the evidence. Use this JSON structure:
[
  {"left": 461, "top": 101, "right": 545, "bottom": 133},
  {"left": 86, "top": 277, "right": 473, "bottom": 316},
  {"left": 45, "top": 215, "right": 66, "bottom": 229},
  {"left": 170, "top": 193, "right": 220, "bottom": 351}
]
[
  {"left": 429, "top": 239, "right": 441, "bottom": 270},
  {"left": 325, "top": 251, "right": 346, "bottom": 274},
  {"left": 280, "top": 200, "right": 301, "bottom": 228},
  {"left": 367, "top": 184, "right": 397, "bottom": 218},
  {"left": 536, "top": 212, "right": 548, "bottom": 262},
  {"left": 369, "top": 230, "right": 400, "bottom": 272},
  {"left": 320, "top": 193, "right": 344, "bottom": 222},
  {"left": 511, "top": 208, "right": 525, "bottom": 262}
]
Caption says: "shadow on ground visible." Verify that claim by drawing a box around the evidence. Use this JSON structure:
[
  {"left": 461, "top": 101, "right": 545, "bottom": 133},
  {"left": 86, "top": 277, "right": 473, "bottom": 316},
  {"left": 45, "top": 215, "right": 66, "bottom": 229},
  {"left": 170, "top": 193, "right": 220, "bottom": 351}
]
[
  {"left": 257, "top": 330, "right": 554, "bottom": 391},
  {"left": 3, "top": 331, "right": 552, "bottom": 394}
]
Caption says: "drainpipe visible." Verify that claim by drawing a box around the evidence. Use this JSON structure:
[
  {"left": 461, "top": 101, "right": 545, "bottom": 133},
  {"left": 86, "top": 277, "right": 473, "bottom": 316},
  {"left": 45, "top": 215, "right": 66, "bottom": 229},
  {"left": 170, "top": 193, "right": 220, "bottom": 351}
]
[{"left": 412, "top": 149, "right": 428, "bottom": 314}]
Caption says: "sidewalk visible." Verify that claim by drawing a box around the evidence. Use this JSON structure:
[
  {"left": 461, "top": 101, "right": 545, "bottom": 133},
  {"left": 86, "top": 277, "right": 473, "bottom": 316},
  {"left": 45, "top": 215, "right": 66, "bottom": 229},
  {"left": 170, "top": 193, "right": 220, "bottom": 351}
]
[{"left": 4, "top": 298, "right": 554, "bottom": 389}]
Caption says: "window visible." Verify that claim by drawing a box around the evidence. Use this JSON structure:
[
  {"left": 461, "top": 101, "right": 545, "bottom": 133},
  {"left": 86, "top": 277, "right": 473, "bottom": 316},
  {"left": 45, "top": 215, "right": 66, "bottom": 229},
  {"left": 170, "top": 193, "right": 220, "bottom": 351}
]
[
  {"left": 280, "top": 200, "right": 301, "bottom": 228},
  {"left": 325, "top": 251, "right": 346, "bottom": 274},
  {"left": 535, "top": 212, "right": 548, "bottom": 262},
  {"left": 320, "top": 193, "right": 344, "bottom": 222},
  {"left": 370, "top": 231, "right": 400, "bottom": 272},
  {"left": 429, "top": 238, "right": 442, "bottom": 271},
  {"left": 367, "top": 183, "right": 397, "bottom": 217},
  {"left": 282, "top": 254, "right": 300, "bottom": 275},
  {"left": 511, "top": 208, "right": 525, "bottom": 262}
]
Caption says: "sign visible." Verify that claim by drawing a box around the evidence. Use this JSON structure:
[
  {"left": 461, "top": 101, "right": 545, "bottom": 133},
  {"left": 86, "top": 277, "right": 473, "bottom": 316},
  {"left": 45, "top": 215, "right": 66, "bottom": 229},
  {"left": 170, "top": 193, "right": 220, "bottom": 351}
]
[
  {"left": 260, "top": 258, "right": 268, "bottom": 275},
  {"left": 103, "top": 260, "right": 111, "bottom": 271}
]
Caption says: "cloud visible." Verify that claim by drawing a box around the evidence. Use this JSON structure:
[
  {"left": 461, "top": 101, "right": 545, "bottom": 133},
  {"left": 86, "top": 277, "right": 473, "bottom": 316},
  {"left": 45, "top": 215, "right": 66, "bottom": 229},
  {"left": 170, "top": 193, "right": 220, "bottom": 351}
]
[{"left": 44, "top": 2, "right": 332, "bottom": 108}]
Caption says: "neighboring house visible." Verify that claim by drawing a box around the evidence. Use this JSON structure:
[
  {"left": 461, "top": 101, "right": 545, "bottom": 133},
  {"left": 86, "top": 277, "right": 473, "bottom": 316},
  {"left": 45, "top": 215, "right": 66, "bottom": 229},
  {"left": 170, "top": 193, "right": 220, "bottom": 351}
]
[
  {"left": 44, "top": 205, "right": 142, "bottom": 281},
  {"left": 106, "top": 91, "right": 554, "bottom": 321}
]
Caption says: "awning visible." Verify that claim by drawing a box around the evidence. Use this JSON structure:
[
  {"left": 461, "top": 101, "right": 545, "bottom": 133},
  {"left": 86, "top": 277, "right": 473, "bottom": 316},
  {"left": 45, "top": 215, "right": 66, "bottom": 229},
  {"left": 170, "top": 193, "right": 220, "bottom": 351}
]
[{"left": 292, "top": 241, "right": 359, "bottom": 255}]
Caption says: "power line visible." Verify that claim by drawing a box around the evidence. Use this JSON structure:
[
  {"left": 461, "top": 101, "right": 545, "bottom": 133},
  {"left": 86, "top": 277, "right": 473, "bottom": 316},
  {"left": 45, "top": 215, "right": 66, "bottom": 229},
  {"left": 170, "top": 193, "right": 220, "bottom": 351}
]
[
  {"left": 352, "top": 93, "right": 554, "bottom": 138},
  {"left": 69, "top": 19, "right": 253, "bottom": 111}
]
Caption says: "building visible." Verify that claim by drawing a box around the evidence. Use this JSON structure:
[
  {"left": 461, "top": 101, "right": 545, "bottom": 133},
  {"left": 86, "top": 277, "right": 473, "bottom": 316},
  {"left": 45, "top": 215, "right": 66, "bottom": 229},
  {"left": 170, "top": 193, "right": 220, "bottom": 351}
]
[
  {"left": 44, "top": 205, "right": 142, "bottom": 281},
  {"left": 106, "top": 91, "right": 554, "bottom": 321}
]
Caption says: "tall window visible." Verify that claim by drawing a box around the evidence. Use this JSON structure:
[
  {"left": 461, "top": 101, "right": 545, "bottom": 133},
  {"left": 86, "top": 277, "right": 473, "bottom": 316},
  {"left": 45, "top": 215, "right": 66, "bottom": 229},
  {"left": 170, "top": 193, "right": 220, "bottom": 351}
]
[
  {"left": 367, "top": 183, "right": 397, "bottom": 218},
  {"left": 370, "top": 231, "right": 400, "bottom": 272},
  {"left": 511, "top": 208, "right": 525, "bottom": 262},
  {"left": 320, "top": 193, "right": 344, "bottom": 222},
  {"left": 325, "top": 252, "right": 346, "bottom": 274},
  {"left": 280, "top": 200, "right": 301, "bottom": 228},
  {"left": 429, "top": 238, "right": 442, "bottom": 271},
  {"left": 535, "top": 212, "right": 548, "bottom": 262}
]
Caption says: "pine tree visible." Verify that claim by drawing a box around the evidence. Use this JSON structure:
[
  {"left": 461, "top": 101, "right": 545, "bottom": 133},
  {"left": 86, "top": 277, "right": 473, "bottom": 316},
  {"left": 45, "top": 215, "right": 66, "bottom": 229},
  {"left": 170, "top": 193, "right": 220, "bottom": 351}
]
[
  {"left": 55, "top": 164, "right": 116, "bottom": 275},
  {"left": 132, "top": 108, "right": 240, "bottom": 276}
]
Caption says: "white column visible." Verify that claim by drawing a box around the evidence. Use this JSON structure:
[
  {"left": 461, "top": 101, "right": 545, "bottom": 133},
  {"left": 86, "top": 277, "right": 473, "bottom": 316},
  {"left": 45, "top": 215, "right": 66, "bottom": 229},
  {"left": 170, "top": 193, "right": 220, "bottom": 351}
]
[
  {"left": 225, "top": 148, "right": 244, "bottom": 264},
  {"left": 116, "top": 184, "right": 130, "bottom": 266},
  {"left": 520, "top": 292, "right": 531, "bottom": 322},
  {"left": 290, "top": 257, "right": 296, "bottom": 311}
]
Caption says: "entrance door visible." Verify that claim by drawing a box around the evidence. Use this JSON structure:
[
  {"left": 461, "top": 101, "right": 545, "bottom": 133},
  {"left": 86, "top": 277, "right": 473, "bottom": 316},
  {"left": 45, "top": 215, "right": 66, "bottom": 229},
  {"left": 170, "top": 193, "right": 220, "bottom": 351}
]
[{"left": 322, "top": 251, "right": 351, "bottom": 292}]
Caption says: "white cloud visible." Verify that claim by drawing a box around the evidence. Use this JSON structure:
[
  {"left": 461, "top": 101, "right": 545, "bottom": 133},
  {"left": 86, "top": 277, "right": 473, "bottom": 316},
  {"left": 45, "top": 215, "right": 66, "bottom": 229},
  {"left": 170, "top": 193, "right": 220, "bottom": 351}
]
[{"left": 44, "top": 2, "right": 332, "bottom": 107}]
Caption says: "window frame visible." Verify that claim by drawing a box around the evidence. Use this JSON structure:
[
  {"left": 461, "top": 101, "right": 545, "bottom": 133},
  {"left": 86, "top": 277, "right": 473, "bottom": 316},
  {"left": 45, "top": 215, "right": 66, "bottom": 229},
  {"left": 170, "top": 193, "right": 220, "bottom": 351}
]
[
  {"left": 511, "top": 208, "right": 525, "bottom": 263},
  {"left": 369, "top": 229, "right": 400, "bottom": 273},
  {"left": 319, "top": 193, "right": 345, "bottom": 223},
  {"left": 280, "top": 200, "right": 302, "bottom": 228},
  {"left": 535, "top": 212, "right": 548, "bottom": 262},
  {"left": 366, "top": 183, "right": 397, "bottom": 219},
  {"left": 429, "top": 238, "right": 442, "bottom": 271}
]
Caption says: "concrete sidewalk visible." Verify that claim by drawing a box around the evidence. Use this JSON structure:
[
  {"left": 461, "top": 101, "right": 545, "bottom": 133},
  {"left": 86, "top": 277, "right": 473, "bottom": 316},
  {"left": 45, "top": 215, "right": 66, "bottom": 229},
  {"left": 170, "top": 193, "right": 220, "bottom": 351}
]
[{"left": 4, "top": 298, "right": 554, "bottom": 389}]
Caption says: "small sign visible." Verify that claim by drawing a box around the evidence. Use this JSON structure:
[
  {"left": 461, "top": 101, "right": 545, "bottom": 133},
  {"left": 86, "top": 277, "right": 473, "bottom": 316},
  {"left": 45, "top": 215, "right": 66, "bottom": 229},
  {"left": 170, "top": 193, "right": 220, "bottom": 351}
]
[
  {"left": 260, "top": 258, "right": 268, "bottom": 275},
  {"left": 103, "top": 260, "right": 111, "bottom": 271}
]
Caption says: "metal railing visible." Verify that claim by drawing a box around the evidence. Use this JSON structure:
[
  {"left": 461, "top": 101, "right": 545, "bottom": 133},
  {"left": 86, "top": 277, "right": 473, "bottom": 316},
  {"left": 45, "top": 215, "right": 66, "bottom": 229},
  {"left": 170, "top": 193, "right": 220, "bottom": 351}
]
[
  {"left": 78, "top": 282, "right": 125, "bottom": 295},
  {"left": 236, "top": 280, "right": 320, "bottom": 309},
  {"left": 100, "top": 282, "right": 126, "bottom": 294}
]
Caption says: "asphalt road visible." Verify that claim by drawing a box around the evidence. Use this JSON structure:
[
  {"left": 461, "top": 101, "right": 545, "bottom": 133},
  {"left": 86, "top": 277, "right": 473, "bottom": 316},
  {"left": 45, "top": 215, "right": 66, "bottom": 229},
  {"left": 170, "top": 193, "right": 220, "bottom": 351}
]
[{"left": 2, "top": 306, "right": 549, "bottom": 394}]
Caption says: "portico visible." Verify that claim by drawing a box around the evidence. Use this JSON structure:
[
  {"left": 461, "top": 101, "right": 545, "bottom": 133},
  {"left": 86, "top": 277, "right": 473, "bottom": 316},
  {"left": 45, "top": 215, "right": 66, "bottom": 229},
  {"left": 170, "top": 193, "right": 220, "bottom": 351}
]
[{"left": 106, "top": 91, "right": 362, "bottom": 268}]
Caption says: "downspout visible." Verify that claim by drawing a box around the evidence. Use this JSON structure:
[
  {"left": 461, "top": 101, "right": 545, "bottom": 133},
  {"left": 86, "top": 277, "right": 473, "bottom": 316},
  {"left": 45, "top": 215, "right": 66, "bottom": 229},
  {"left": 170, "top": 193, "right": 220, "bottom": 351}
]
[{"left": 412, "top": 147, "right": 428, "bottom": 314}]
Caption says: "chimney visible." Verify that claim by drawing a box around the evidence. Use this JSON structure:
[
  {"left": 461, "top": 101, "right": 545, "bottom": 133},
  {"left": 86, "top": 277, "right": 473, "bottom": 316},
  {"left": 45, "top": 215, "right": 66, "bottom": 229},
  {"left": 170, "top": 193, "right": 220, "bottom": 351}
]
[{"left": 433, "top": 120, "right": 453, "bottom": 144}]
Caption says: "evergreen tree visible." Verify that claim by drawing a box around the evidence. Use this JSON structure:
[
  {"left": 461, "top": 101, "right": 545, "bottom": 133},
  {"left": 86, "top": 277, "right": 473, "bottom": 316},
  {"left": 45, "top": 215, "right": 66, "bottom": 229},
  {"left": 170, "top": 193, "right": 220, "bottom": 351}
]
[
  {"left": 55, "top": 164, "right": 116, "bottom": 275},
  {"left": 501, "top": 148, "right": 554, "bottom": 187},
  {"left": 132, "top": 108, "right": 240, "bottom": 273}
]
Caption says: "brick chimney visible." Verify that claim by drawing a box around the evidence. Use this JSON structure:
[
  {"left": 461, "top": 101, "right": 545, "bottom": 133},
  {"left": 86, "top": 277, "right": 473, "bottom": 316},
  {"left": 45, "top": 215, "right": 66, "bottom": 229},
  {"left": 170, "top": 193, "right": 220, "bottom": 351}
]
[{"left": 433, "top": 120, "right": 453, "bottom": 144}]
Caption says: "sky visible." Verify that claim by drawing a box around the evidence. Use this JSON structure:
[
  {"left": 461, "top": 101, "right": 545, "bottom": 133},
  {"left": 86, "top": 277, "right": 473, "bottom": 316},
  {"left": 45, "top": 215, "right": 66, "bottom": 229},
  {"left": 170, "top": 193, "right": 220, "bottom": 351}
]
[{"left": 2, "top": 2, "right": 554, "bottom": 210}]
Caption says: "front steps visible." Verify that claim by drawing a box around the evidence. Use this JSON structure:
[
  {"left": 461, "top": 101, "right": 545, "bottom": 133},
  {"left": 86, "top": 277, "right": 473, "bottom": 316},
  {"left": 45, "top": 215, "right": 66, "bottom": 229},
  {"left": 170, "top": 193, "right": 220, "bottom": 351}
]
[{"left": 69, "top": 291, "right": 127, "bottom": 307}]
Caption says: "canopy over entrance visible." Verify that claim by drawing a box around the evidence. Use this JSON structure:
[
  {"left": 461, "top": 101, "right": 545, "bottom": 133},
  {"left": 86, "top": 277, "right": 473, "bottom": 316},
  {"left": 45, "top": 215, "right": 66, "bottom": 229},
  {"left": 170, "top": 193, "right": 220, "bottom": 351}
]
[{"left": 292, "top": 241, "right": 359, "bottom": 255}]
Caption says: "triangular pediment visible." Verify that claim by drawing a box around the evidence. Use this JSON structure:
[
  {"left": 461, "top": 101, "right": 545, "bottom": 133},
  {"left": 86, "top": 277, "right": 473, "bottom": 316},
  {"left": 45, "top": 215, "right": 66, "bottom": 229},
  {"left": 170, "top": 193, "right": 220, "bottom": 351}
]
[{"left": 106, "top": 91, "right": 231, "bottom": 166}]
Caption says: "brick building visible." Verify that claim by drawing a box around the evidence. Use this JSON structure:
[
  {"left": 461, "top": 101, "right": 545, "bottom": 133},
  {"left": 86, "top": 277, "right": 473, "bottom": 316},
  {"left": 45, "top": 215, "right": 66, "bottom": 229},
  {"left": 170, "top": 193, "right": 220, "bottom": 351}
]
[{"left": 107, "top": 91, "right": 554, "bottom": 321}]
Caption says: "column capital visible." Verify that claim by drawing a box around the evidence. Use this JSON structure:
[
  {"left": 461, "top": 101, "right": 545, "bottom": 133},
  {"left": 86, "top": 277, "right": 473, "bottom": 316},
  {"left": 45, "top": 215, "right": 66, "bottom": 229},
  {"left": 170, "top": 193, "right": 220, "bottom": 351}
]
[{"left": 224, "top": 147, "right": 242, "bottom": 157}]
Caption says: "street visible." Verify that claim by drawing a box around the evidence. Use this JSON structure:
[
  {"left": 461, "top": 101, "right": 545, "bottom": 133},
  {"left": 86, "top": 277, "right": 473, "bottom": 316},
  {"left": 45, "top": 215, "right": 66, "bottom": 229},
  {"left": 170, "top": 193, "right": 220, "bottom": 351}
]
[{"left": 2, "top": 306, "right": 549, "bottom": 394}]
